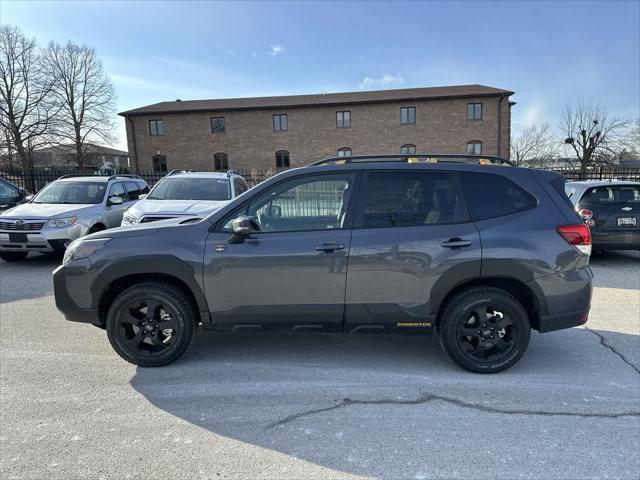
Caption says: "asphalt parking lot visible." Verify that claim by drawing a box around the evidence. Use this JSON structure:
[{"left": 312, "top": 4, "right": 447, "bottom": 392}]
[{"left": 1, "top": 251, "right": 639, "bottom": 480}]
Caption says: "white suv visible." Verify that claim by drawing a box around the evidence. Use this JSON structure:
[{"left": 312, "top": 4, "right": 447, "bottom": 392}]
[{"left": 121, "top": 171, "right": 249, "bottom": 226}]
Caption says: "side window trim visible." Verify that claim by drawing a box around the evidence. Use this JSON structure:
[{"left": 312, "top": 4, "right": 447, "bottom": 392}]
[{"left": 216, "top": 171, "right": 361, "bottom": 233}]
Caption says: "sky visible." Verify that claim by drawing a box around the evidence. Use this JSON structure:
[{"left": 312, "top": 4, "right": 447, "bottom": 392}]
[{"left": 1, "top": 0, "right": 639, "bottom": 150}]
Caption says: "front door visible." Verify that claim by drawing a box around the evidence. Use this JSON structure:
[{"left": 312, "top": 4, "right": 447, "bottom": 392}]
[
  {"left": 203, "top": 172, "right": 358, "bottom": 331},
  {"left": 104, "top": 182, "right": 129, "bottom": 227},
  {"left": 345, "top": 169, "right": 481, "bottom": 333}
]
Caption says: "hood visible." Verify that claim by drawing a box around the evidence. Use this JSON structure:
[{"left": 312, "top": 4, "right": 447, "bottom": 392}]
[
  {"left": 87, "top": 216, "right": 207, "bottom": 240},
  {"left": 130, "top": 199, "right": 229, "bottom": 216},
  {"left": 0, "top": 203, "right": 96, "bottom": 219}
]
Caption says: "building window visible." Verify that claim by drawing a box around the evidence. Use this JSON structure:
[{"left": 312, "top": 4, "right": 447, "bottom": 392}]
[
  {"left": 336, "top": 111, "right": 351, "bottom": 128},
  {"left": 214, "top": 152, "right": 229, "bottom": 171},
  {"left": 152, "top": 155, "right": 167, "bottom": 173},
  {"left": 401, "top": 144, "right": 416, "bottom": 154},
  {"left": 400, "top": 107, "right": 416, "bottom": 125},
  {"left": 210, "top": 116, "right": 225, "bottom": 133},
  {"left": 466, "top": 141, "right": 482, "bottom": 155},
  {"left": 149, "top": 119, "right": 164, "bottom": 136},
  {"left": 276, "top": 150, "right": 290, "bottom": 168},
  {"left": 467, "top": 103, "right": 482, "bottom": 120},
  {"left": 337, "top": 147, "right": 352, "bottom": 158},
  {"left": 273, "top": 114, "right": 288, "bottom": 131}
]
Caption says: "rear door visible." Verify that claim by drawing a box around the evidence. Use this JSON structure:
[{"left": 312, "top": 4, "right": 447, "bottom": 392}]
[{"left": 345, "top": 169, "right": 481, "bottom": 333}]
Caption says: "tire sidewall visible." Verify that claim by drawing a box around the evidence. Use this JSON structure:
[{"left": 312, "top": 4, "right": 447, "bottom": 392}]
[
  {"left": 441, "top": 290, "right": 531, "bottom": 373},
  {"left": 106, "top": 285, "right": 193, "bottom": 367}
]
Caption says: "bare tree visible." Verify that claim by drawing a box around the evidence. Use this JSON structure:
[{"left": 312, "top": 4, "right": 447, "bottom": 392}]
[
  {"left": 560, "top": 98, "right": 629, "bottom": 172},
  {"left": 511, "top": 123, "right": 557, "bottom": 167},
  {"left": 0, "top": 25, "right": 56, "bottom": 171},
  {"left": 44, "top": 41, "right": 116, "bottom": 168}
]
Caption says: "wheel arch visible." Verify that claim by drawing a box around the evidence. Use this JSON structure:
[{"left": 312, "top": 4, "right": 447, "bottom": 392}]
[
  {"left": 434, "top": 277, "right": 544, "bottom": 331},
  {"left": 89, "top": 222, "right": 107, "bottom": 233}
]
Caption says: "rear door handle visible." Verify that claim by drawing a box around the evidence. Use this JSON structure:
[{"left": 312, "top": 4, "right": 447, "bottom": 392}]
[
  {"left": 441, "top": 238, "right": 472, "bottom": 248},
  {"left": 315, "top": 242, "right": 345, "bottom": 253}
]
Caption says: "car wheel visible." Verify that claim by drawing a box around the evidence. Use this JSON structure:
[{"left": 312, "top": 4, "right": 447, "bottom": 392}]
[
  {"left": 0, "top": 251, "right": 28, "bottom": 262},
  {"left": 439, "top": 287, "right": 531, "bottom": 373},
  {"left": 106, "top": 282, "right": 197, "bottom": 367},
  {"left": 88, "top": 224, "right": 105, "bottom": 234}
]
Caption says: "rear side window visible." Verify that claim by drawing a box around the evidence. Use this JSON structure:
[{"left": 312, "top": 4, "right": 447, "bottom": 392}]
[
  {"left": 361, "top": 171, "right": 468, "bottom": 228},
  {"left": 460, "top": 172, "right": 537, "bottom": 221},
  {"left": 582, "top": 185, "right": 640, "bottom": 204}
]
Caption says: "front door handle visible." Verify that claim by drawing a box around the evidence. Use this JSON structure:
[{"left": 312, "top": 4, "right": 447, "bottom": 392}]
[
  {"left": 315, "top": 242, "right": 345, "bottom": 253},
  {"left": 441, "top": 238, "right": 472, "bottom": 248}
]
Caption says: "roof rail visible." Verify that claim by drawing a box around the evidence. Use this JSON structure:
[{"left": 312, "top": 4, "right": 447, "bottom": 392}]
[
  {"left": 115, "top": 174, "right": 143, "bottom": 179},
  {"left": 166, "top": 169, "right": 194, "bottom": 176},
  {"left": 58, "top": 173, "right": 110, "bottom": 180},
  {"left": 309, "top": 153, "right": 514, "bottom": 167},
  {"left": 226, "top": 169, "right": 237, "bottom": 177}
]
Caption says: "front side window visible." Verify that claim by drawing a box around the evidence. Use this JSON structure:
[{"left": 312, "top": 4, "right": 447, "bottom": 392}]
[
  {"left": 336, "top": 111, "right": 351, "bottom": 128},
  {"left": 214, "top": 152, "right": 229, "bottom": 171},
  {"left": 467, "top": 103, "right": 482, "bottom": 120},
  {"left": 276, "top": 150, "right": 290, "bottom": 168},
  {"left": 124, "top": 181, "right": 141, "bottom": 201},
  {"left": 233, "top": 177, "right": 248, "bottom": 196},
  {"left": 362, "top": 172, "right": 467, "bottom": 228},
  {"left": 460, "top": 172, "right": 537, "bottom": 221},
  {"left": 273, "top": 114, "right": 288, "bottom": 131},
  {"left": 401, "top": 144, "right": 416, "bottom": 155},
  {"left": 152, "top": 155, "right": 167, "bottom": 173},
  {"left": 0, "top": 180, "right": 19, "bottom": 200},
  {"left": 400, "top": 107, "right": 416, "bottom": 125},
  {"left": 210, "top": 116, "right": 225, "bottom": 133},
  {"left": 108, "top": 182, "right": 127, "bottom": 202},
  {"left": 337, "top": 147, "right": 352, "bottom": 158},
  {"left": 149, "top": 119, "right": 164, "bottom": 136},
  {"left": 225, "top": 173, "right": 355, "bottom": 233},
  {"left": 466, "top": 141, "right": 482, "bottom": 155},
  {"left": 32, "top": 182, "right": 106, "bottom": 205},
  {"left": 583, "top": 185, "right": 640, "bottom": 204},
  {"left": 148, "top": 177, "right": 231, "bottom": 201}
]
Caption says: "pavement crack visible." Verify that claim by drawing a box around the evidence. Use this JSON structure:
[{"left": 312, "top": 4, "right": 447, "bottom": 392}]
[
  {"left": 586, "top": 327, "right": 640, "bottom": 375},
  {"left": 267, "top": 393, "right": 640, "bottom": 428}
]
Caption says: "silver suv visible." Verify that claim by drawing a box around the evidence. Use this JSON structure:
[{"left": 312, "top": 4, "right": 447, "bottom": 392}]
[{"left": 0, "top": 174, "right": 148, "bottom": 262}]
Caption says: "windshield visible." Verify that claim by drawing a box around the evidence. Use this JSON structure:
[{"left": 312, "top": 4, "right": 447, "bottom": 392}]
[
  {"left": 147, "top": 177, "right": 231, "bottom": 201},
  {"left": 32, "top": 181, "right": 107, "bottom": 204}
]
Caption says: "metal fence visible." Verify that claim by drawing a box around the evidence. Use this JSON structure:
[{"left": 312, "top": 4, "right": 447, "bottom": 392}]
[{"left": 1, "top": 165, "right": 639, "bottom": 195}]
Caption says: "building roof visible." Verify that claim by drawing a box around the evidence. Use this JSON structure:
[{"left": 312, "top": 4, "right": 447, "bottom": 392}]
[
  {"left": 119, "top": 84, "right": 514, "bottom": 117},
  {"left": 36, "top": 143, "right": 128, "bottom": 157}
]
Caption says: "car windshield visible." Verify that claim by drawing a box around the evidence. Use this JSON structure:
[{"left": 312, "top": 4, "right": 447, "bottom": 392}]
[
  {"left": 147, "top": 177, "right": 231, "bottom": 201},
  {"left": 32, "top": 181, "right": 107, "bottom": 204}
]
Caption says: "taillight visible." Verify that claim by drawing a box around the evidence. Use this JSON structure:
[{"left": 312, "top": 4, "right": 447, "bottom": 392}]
[
  {"left": 578, "top": 209, "right": 595, "bottom": 227},
  {"left": 557, "top": 224, "right": 592, "bottom": 255}
]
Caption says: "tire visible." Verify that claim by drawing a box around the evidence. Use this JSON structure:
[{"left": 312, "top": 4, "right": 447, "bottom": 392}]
[
  {"left": 88, "top": 224, "right": 105, "bottom": 234},
  {"left": 0, "top": 251, "right": 28, "bottom": 262},
  {"left": 106, "top": 282, "right": 197, "bottom": 367},
  {"left": 439, "top": 287, "right": 531, "bottom": 373}
]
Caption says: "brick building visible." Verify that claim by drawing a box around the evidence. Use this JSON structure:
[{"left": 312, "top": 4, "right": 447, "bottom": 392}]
[{"left": 119, "top": 84, "right": 514, "bottom": 173}]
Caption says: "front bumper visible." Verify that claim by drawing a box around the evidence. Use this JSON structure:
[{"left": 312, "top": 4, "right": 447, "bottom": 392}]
[
  {"left": 53, "top": 263, "right": 102, "bottom": 326},
  {"left": 0, "top": 223, "right": 84, "bottom": 253}
]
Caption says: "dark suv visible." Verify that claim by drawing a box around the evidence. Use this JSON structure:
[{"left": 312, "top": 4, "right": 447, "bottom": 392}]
[{"left": 53, "top": 155, "right": 593, "bottom": 373}]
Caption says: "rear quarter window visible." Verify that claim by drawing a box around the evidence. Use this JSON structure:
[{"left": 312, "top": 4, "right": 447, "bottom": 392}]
[{"left": 459, "top": 171, "right": 537, "bottom": 221}]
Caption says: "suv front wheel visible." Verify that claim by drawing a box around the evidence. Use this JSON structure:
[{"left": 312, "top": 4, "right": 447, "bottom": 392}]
[
  {"left": 106, "top": 282, "right": 196, "bottom": 367},
  {"left": 439, "top": 287, "right": 531, "bottom": 373}
]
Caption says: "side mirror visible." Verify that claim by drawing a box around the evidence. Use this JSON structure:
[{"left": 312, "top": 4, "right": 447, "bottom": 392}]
[
  {"left": 228, "top": 215, "right": 259, "bottom": 244},
  {"left": 138, "top": 194, "right": 148, "bottom": 200},
  {"left": 108, "top": 196, "right": 124, "bottom": 205},
  {"left": 25, "top": 194, "right": 34, "bottom": 202}
]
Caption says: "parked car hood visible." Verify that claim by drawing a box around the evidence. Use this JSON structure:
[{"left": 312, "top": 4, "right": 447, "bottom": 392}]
[
  {"left": 130, "top": 199, "right": 229, "bottom": 216},
  {"left": 0, "top": 203, "right": 96, "bottom": 219}
]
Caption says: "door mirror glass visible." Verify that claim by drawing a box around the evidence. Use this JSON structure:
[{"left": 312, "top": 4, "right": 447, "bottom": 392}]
[
  {"left": 138, "top": 194, "right": 148, "bottom": 200},
  {"left": 108, "top": 195, "right": 124, "bottom": 205},
  {"left": 24, "top": 194, "right": 34, "bottom": 202}
]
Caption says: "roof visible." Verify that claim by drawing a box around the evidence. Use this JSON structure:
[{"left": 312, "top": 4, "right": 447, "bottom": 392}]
[
  {"left": 166, "top": 172, "right": 232, "bottom": 179},
  {"left": 57, "top": 175, "right": 144, "bottom": 183},
  {"left": 119, "top": 84, "right": 514, "bottom": 117},
  {"left": 566, "top": 180, "right": 640, "bottom": 188}
]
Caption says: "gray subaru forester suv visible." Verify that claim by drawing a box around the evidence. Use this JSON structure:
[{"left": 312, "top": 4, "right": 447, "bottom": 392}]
[{"left": 53, "top": 154, "right": 593, "bottom": 373}]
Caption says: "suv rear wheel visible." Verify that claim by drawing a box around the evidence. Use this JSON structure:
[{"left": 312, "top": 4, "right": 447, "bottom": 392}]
[
  {"left": 439, "top": 287, "right": 531, "bottom": 373},
  {"left": 106, "top": 282, "right": 196, "bottom": 367},
  {"left": 0, "top": 251, "right": 28, "bottom": 262}
]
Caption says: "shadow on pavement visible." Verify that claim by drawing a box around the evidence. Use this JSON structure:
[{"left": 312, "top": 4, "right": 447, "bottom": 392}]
[
  {"left": 129, "top": 327, "right": 640, "bottom": 478},
  {"left": 0, "top": 253, "right": 61, "bottom": 303}
]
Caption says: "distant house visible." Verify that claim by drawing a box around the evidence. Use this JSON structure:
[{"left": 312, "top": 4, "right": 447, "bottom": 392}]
[{"left": 31, "top": 144, "right": 129, "bottom": 170}]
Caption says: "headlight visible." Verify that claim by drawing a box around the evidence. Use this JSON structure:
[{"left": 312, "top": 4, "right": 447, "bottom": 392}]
[
  {"left": 63, "top": 238, "right": 111, "bottom": 265},
  {"left": 46, "top": 216, "right": 77, "bottom": 228},
  {"left": 122, "top": 212, "right": 139, "bottom": 225}
]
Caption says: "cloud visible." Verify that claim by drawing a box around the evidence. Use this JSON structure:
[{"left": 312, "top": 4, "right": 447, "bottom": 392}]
[
  {"left": 358, "top": 73, "right": 404, "bottom": 89},
  {"left": 269, "top": 45, "right": 284, "bottom": 56},
  {"left": 519, "top": 103, "right": 547, "bottom": 127}
]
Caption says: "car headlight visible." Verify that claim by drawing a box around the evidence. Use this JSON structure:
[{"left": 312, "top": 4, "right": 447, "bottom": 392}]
[
  {"left": 46, "top": 216, "right": 77, "bottom": 228},
  {"left": 122, "top": 212, "right": 139, "bottom": 225},
  {"left": 63, "top": 238, "right": 111, "bottom": 265}
]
